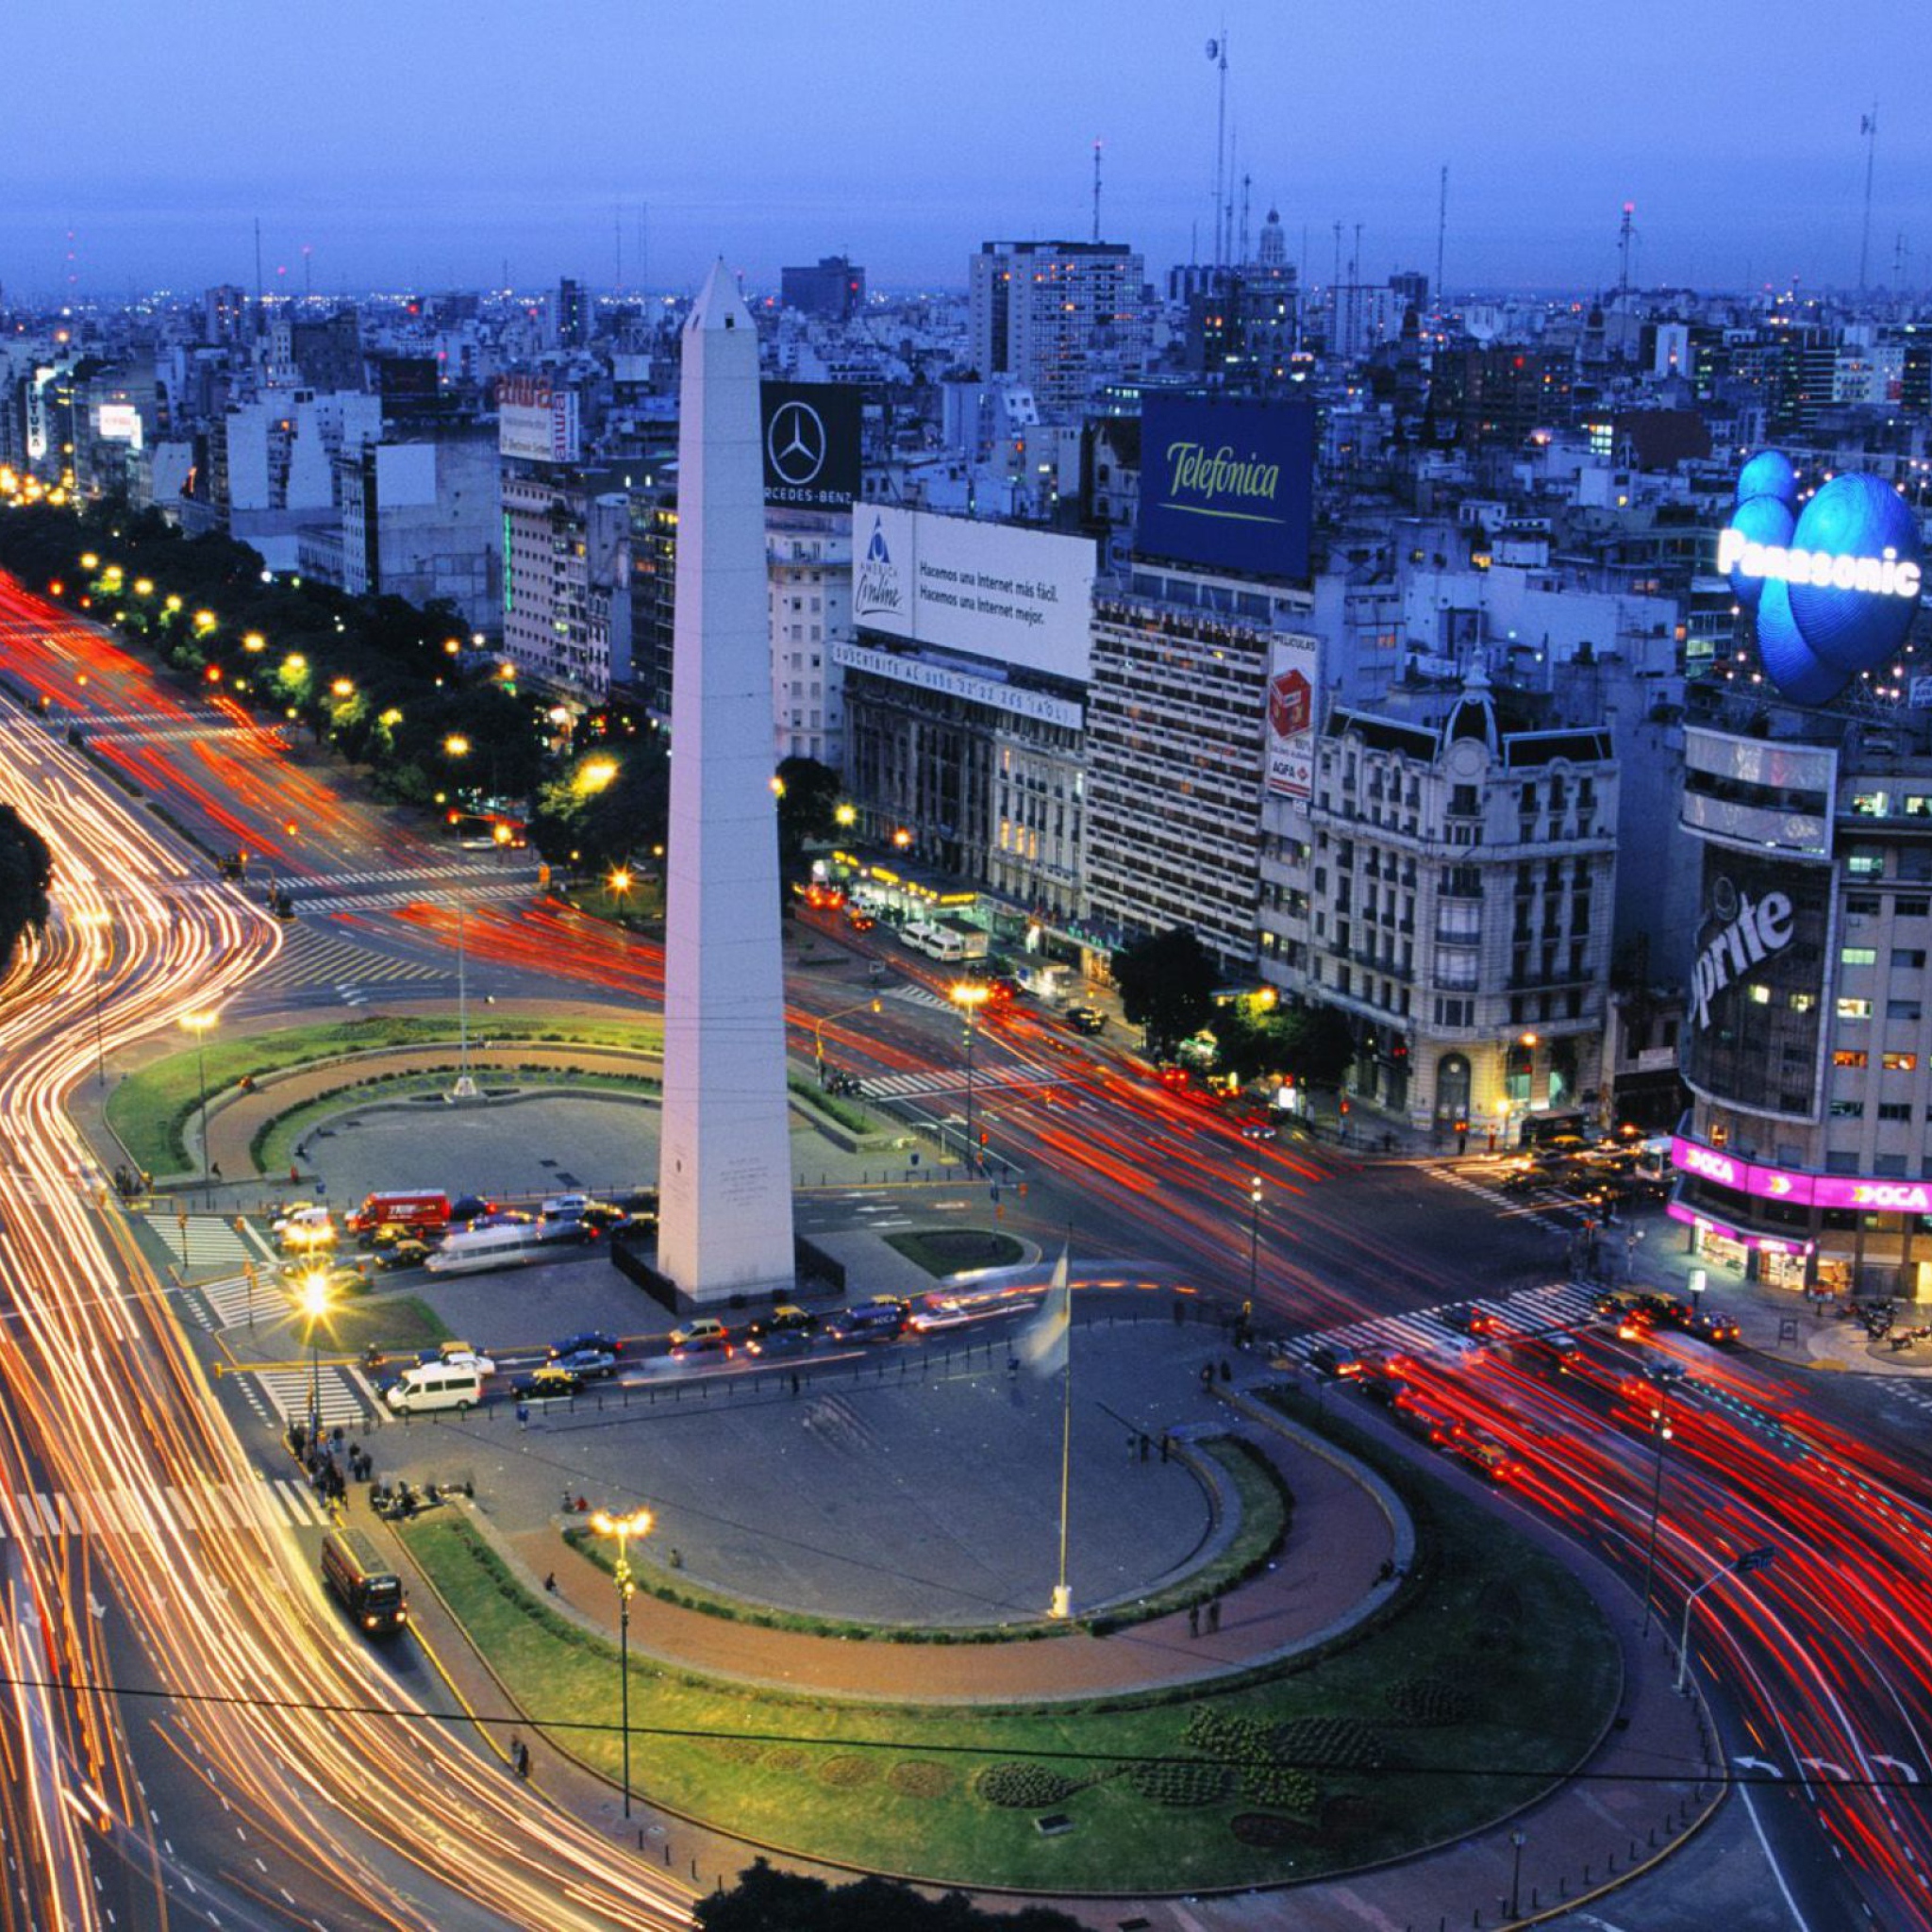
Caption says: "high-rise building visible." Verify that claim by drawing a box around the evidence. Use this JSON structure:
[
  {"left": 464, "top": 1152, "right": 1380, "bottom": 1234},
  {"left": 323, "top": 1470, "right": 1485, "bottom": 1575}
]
[
  {"left": 557, "top": 277, "right": 590, "bottom": 350},
  {"left": 968, "top": 241, "right": 1147, "bottom": 420},
  {"left": 500, "top": 464, "right": 632, "bottom": 694},
  {"left": 780, "top": 256, "right": 865, "bottom": 320}
]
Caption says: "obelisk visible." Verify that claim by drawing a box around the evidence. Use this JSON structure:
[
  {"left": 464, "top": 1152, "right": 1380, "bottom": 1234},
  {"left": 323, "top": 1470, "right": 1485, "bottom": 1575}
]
[{"left": 656, "top": 260, "right": 795, "bottom": 1307}]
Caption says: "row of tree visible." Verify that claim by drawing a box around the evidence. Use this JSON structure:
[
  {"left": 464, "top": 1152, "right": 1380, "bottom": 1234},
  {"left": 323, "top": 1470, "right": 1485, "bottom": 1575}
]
[
  {"left": 1110, "top": 925, "right": 1357, "bottom": 1091},
  {"left": 695, "top": 1860, "right": 1079, "bottom": 1931},
  {"left": 0, "top": 805, "right": 51, "bottom": 976}
]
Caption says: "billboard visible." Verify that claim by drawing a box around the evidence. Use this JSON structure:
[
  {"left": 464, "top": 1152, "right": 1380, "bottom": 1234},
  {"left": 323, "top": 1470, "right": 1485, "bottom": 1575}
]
[
  {"left": 1724, "top": 449, "right": 1923, "bottom": 706},
  {"left": 1264, "top": 634, "right": 1320, "bottom": 797},
  {"left": 1670, "top": 1136, "right": 1932, "bottom": 1215},
  {"left": 759, "top": 382, "right": 861, "bottom": 511},
  {"left": 851, "top": 506, "right": 1094, "bottom": 683},
  {"left": 496, "top": 375, "right": 580, "bottom": 463},
  {"left": 1135, "top": 395, "right": 1315, "bottom": 581},
  {"left": 1680, "top": 845, "right": 1830, "bottom": 1120}
]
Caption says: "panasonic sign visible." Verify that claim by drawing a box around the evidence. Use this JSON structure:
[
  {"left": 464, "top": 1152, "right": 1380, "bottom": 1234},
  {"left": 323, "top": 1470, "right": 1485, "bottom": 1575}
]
[
  {"left": 1716, "top": 525, "right": 1921, "bottom": 601},
  {"left": 1690, "top": 889, "right": 1793, "bottom": 1030}
]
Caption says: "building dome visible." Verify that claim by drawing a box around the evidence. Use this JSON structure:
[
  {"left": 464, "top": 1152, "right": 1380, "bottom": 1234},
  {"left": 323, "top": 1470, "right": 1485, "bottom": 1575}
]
[
  {"left": 1257, "top": 208, "right": 1288, "bottom": 268},
  {"left": 1442, "top": 661, "right": 1499, "bottom": 754}
]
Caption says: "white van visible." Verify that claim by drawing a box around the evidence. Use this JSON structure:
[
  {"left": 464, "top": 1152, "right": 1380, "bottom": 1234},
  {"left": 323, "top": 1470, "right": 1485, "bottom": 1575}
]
[{"left": 383, "top": 1363, "right": 485, "bottom": 1415}]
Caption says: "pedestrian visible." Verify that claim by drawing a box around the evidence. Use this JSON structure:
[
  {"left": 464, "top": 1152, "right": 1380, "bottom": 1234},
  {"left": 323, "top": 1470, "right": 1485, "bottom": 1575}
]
[
  {"left": 1139, "top": 1433, "right": 1150, "bottom": 1462},
  {"left": 1188, "top": 1604, "right": 1200, "bottom": 1639},
  {"left": 210, "top": 1160, "right": 223, "bottom": 1181},
  {"left": 1208, "top": 1596, "right": 1222, "bottom": 1634},
  {"left": 1219, "top": 1358, "right": 1232, "bottom": 1383},
  {"left": 543, "top": 1572, "right": 558, "bottom": 1594},
  {"left": 516, "top": 1403, "right": 530, "bottom": 1430},
  {"left": 1159, "top": 1433, "right": 1171, "bottom": 1463},
  {"left": 790, "top": 1371, "right": 801, "bottom": 1397},
  {"left": 290, "top": 1423, "right": 307, "bottom": 1459},
  {"left": 1007, "top": 1354, "right": 1020, "bottom": 1376},
  {"left": 290, "top": 1162, "right": 300, "bottom": 1185},
  {"left": 1126, "top": 1431, "right": 1138, "bottom": 1463},
  {"left": 515, "top": 1740, "right": 530, "bottom": 1780}
]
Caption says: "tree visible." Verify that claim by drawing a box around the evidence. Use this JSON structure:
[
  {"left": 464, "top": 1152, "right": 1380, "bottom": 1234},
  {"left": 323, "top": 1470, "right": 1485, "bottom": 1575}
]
[
  {"left": 695, "top": 1859, "right": 1082, "bottom": 1932},
  {"left": 774, "top": 755, "right": 842, "bottom": 886},
  {"left": 0, "top": 805, "right": 52, "bottom": 975},
  {"left": 530, "top": 741, "right": 670, "bottom": 875},
  {"left": 1110, "top": 926, "right": 1219, "bottom": 1058},
  {"left": 1274, "top": 1001, "right": 1357, "bottom": 1091}
]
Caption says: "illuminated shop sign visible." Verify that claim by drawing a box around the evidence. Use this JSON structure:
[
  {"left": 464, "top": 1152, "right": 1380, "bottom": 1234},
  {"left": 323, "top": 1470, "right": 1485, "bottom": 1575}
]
[
  {"left": 1670, "top": 1137, "right": 1932, "bottom": 1214},
  {"left": 1717, "top": 525, "right": 1921, "bottom": 601}
]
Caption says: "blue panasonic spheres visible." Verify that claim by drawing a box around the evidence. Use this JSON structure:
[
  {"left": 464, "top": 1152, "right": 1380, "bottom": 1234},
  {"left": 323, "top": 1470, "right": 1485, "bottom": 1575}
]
[{"left": 1728, "top": 451, "right": 1923, "bottom": 703}]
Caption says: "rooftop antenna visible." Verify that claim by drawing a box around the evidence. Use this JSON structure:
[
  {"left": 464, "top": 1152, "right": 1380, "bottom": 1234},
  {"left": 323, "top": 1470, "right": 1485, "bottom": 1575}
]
[
  {"left": 1091, "top": 138, "right": 1103, "bottom": 244},
  {"left": 1617, "top": 200, "right": 1637, "bottom": 302},
  {"left": 301, "top": 242, "right": 312, "bottom": 302},
  {"left": 1352, "top": 221, "right": 1362, "bottom": 285},
  {"left": 1206, "top": 29, "right": 1228, "bottom": 270},
  {"left": 1895, "top": 230, "right": 1911, "bottom": 293},
  {"left": 253, "top": 215, "right": 264, "bottom": 326},
  {"left": 615, "top": 202, "right": 624, "bottom": 294},
  {"left": 1332, "top": 220, "right": 1342, "bottom": 288},
  {"left": 1858, "top": 103, "right": 1878, "bottom": 290},
  {"left": 1239, "top": 170, "right": 1252, "bottom": 266},
  {"left": 1435, "top": 164, "right": 1448, "bottom": 308}
]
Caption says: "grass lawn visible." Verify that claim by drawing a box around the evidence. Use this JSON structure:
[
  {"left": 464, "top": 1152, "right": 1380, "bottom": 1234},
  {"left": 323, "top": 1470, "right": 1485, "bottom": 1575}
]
[
  {"left": 885, "top": 1228, "right": 1026, "bottom": 1277},
  {"left": 559, "top": 1437, "right": 1290, "bottom": 1643},
  {"left": 106, "top": 1016, "right": 663, "bottom": 1174},
  {"left": 228, "top": 1286, "right": 450, "bottom": 1362},
  {"left": 401, "top": 1468, "right": 1618, "bottom": 1892}
]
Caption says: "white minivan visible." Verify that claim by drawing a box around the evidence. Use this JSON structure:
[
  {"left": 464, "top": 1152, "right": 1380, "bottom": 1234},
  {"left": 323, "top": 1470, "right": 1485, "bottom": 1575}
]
[{"left": 383, "top": 1363, "right": 485, "bottom": 1415}]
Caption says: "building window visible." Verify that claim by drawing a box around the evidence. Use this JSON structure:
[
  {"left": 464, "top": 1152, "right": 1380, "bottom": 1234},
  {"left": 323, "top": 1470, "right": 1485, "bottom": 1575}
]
[
  {"left": 1838, "top": 997, "right": 1874, "bottom": 1019},
  {"left": 1885, "top": 1052, "right": 1919, "bottom": 1072},
  {"left": 1895, "top": 950, "right": 1928, "bottom": 971},
  {"left": 1898, "top": 897, "right": 1930, "bottom": 918},
  {"left": 1890, "top": 1001, "right": 1924, "bottom": 1023},
  {"left": 1841, "top": 946, "right": 1877, "bottom": 966},
  {"left": 1879, "top": 1103, "right": 1912, "bottom": 1122},
  {"left": 1830, "top": 1101, "right": 1865, "bottom": 1118},
  {"left": 1834, "top": 1049, "right": 1869, "bottom": 1068},
  {"left": 1848, "top": 849, "right": 1884, "bottom": 876}
]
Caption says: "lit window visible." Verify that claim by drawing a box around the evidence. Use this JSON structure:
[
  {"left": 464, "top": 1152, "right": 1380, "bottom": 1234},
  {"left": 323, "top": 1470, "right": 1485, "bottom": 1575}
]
[
  {"left": 1884, "top": 1052, "right": 1918, "bottom": 1072},
  {"left": 1838, "top": 997, "right": 1873, "bottom": 1020}
]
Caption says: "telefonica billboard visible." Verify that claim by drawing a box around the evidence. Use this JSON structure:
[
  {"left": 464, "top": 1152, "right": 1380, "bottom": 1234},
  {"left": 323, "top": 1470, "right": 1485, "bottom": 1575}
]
[
  {"left": 1135, "top": 395, "right": 1314, "bottom": 581},
  {"left": 1724, "top": 448, "right": 1924, "bottom": 706}
]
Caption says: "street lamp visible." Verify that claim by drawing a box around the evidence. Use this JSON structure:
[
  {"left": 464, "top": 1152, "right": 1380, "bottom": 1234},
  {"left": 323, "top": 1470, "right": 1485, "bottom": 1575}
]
[
  {"left": 949, "top": 980, "right": 991, "bottom": 1167},
  {"left": 608, "top": 867, "right": 632, "bottom": 918},
  {"left": 1676, "top": 1546, "right": 1776, "bottom": 1694},
  {"left": 1638, "top": 1363, "right": 1683, "bottom": 1636},
  {"left": 590, "top": 1506, "right": 655, "bottom": 1817},
  {"left": 1509, "top": 1827, "right": 1527, "bottom": 1917},
  {"left": 75, "top": 911, "right": 110, "bottom": 1085},
  {"left": 451, "top": 899, "right": 477, "bottom": 1101},
  {"left": 298, "top": 1269, "right": 332, "bottom": 1450},
  {"left": 179, "top": 1010, "right": 219, "bottom": 1204},
  {"left": 1248, "top": 1174, "right": 1264, "bottom": 1304}
]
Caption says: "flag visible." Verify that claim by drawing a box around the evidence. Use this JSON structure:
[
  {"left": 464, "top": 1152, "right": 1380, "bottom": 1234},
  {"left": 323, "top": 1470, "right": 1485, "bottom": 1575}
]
[{"left": 1018, "top": 1246, "right": 1071, "bottom": 1374}]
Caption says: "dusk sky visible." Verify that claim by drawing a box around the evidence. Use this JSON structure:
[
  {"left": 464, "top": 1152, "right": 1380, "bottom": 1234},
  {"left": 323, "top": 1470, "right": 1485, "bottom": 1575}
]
[{"left": 12, "top": 1, "right": 1929, "bottom": 302}]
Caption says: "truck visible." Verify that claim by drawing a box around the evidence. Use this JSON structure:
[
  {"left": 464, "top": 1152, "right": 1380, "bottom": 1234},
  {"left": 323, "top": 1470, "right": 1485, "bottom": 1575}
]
[{"left": 347, "top": 1191, "right": 452, "bottom": 1241}]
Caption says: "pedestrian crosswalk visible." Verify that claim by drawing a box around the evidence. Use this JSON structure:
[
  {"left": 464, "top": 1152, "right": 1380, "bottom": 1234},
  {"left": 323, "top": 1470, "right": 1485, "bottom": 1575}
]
[
  {"left": 1269, "top": 1278, "right": 1604, "bottom": 1371},
  {"left": 1876, "top": 1376, "right": 1932, "bottom": 1421},
  {"left": 293, "top": 878, "right": 541, "bottom": 917},
  {"left": 1424, "top": 1162, "right": 1574, "bottom": 1237},
  {"left": 192, "top": 1271, "right": 276, "bottom": 1330},
  {"left": 290, "top": 860, "right": 545, "bottom": 894},
  {"left": 251, "top": 925, "right": 449, "bottom": 998},
  {"left": 859, "top": 1062, "right": 1053, "bottom": 1104},
  {"left": 880, "top": 984, "right": 952, "bottom": 1013},
  {"left": 0, "top": 1476, "right": 330, "bottom": 1541},
  {"left": 142, "top": 1212, "right": 275, "bottom": 1272},
  {"left": 253, "top": 1365, "right": 374, "bottom": 1431}
]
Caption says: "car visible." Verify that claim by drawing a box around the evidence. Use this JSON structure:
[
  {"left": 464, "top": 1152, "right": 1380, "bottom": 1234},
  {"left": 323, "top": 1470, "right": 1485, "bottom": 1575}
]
[
  {"left": 618, "top": 1189, "right": 661, "bottom": 1222},
  {"left": 1521, "top": 1331, "right": 1582, "bottom": 1373},
  {"left": 1421, "top": 1333, "right": 1485, "bottom": 1368},
  {"left": 1689, "top": 1311, "right": 1741, "bottom": 1348},
  {"left": 374, "top": 1238, "right": 433, "bottom": 1272},
  {"left": 448, "top": 1194, "right": 498, "bottom": 1225},
  {"left": 535, "top": 1216, "right": 596, "bottom": 1245},
  {"left": 512, "top": 1364, "right": 586, "bottom": 1400},
  {"left": 1391, "top": 1391, "right": 1460, "bottom": 1446},
  {"left": 745, "top": 1306, "right": 819, "bottom": 1342},
  {"left": 549, "top": 1330, "right": 622, "bottom": 1361},
  {"left": 419, "top": 1341, "right": 493, "bottom": 1370},
  {"left": 1443, "top": 1305, "right": 1502, "bottom": 1340},
  {"left": 475, "top": 1208, "right": 535, "bottom": 1228},
  {"left": 1307, "top": 1344, "right": 1363, "bottom": 1381},
  {"left": 668, "top": 1317, "right": 730, "bottom": 1354},
  {"left": 551, "top": 1347, "right": 618, "bottom": 1380},
  {"left": 1065, "top": 1005, "right": 1106, "bottom": 1035},
  {"left": 824, "top": 1299, "right": 908, "bottom": 1342},
  {"left": 987, "top": 974, "right": 1024, "bottom": 1003},
  {"left": 908, "top": 1296, "right": 972, "bottom": 1333},
  {"left": 1637, "top": 1293, "right": 1696, "bottom": 1333},
  {"left": 1452, "top": 1433, "right": 1521, "bottom": 1482},
  {"left": 845, "top": 908, "right": 877, "bottom": 933},
  {"left": 575, "top": 1202, "right": 630, "bottom": 1231},
  {"left": 744, "top": 1325, "right": 814, "bottom": 1358},
  {"left": 1239, "top": 1117, "right": 1279, "bottom": 1141}
]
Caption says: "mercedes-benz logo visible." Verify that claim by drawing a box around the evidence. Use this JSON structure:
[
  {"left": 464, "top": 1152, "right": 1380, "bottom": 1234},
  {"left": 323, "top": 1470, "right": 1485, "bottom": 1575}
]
[{"left": 767, "top": 400, "right": 827, "bottom": 487}]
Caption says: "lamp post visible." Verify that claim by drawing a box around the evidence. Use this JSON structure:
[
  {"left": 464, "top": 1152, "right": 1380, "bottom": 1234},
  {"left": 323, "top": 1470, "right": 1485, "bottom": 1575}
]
[
  {"left": 76, "top": 910, "right": 110, "bottom": 1085},
  {"left": 1677, "top": 1546, "right": 1776, "bottom": 1694},
  {"left": 1247, "top": 1174, "right": 1264, "bottom": 1304},
  {"left": 451, "top": 899, "right": 476, "bottom": 1101},
  {"left": 812, "top": 996, "right": 883, "bottom": 1088},
  {"left": 950, "top": 980, "right": 991, "bottom": 1168},
  {"left": 1509, "top": 1827, "right": 1527, "bottom": 1917},
  {"left": 179, "top": 1010, "right": 218, "bottom": 1205},
  {"left": 298, "top": 1270, "right": 331, "bottom": 1449},
  {"left": 590, "top": 1506, "right": 655, "bottom": 1817},
  {"left": 1638, "top": 1363, "right": 1683, "bottom": 1636}
]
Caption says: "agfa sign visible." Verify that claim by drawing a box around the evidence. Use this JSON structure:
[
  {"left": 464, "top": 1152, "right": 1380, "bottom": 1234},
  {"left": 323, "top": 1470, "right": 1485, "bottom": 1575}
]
[{"left": 1264, "top": 635, "right": 1320, "bottom": 798}]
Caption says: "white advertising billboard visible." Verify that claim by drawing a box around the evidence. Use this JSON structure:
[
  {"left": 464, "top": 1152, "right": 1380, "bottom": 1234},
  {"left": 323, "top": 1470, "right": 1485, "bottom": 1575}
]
[
  {"left": 1264, "top": 634, "right": 1320, "bottom": 798},
  {"left": 851, "top": 506, "right": 1094, "bottom": 682},
  {"left": 496, "top": 376, "right": 580, "bottom": 463}
]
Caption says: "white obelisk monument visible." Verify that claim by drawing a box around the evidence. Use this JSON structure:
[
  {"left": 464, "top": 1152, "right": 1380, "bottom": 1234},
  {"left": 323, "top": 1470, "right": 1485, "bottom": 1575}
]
[{"left": 656, "top": 260, "right": 795, "bottom": 1307}]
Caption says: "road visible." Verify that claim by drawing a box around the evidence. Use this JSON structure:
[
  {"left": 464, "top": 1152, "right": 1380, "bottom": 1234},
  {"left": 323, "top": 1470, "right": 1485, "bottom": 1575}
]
[{"left": 8, "top": 568, "right": 1932, "bottom": 1927}]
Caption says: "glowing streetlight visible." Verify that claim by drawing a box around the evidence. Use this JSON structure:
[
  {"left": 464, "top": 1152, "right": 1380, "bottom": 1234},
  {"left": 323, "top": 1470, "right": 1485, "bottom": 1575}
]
[
  {"left": 242, "top": 631, "right": 266, "bottom": 653},
  {"left": 950, "top": 980, "right": 992, "bottom": 1167},
  {"left": 444, "top": 734, "right": 471, "bottom": 758},
  {"left": 298, "top": 1270, "right": 333, "bottom": 1451},
  {"left": 834, "top": 802, "right": 857, "bottom": 829},
  {"left": 589, "top": 1506, "right": 655, "bottom": 1817},
  {"left": 330, "top": 677, "right": 355, "bottom": 699},
  {"left": 576, "top": 757, "right": 619, "bottom": 795},
  {"left": 178, "top": 1010, "right": 219, "bottom": 1204}
]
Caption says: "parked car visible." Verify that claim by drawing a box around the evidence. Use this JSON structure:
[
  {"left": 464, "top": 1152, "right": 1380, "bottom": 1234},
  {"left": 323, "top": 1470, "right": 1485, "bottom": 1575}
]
[{"left": 549, "top": 1330, "right": 622, "bottom": 1361}]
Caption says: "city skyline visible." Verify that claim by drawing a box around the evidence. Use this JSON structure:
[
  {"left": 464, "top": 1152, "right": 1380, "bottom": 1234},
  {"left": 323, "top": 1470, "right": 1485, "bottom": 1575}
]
[{"left": 8, "top": 0, "right": 1929, "bottom": 302}]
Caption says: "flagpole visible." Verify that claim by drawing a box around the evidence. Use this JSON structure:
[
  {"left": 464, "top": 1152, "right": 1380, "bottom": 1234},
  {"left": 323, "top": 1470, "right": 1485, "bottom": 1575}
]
[{"left": 1050, "top": 1240, "right": 1074, "bottom": 1620}]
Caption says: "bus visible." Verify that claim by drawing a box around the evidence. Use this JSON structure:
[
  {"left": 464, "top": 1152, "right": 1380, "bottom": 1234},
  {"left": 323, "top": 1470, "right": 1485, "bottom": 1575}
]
[
  {"left": 423, "top": 1222, "right": 564, "bottom": 1277},
  {"left": 320, "top": 1529, "right": 408, "bottom": 1637}
]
